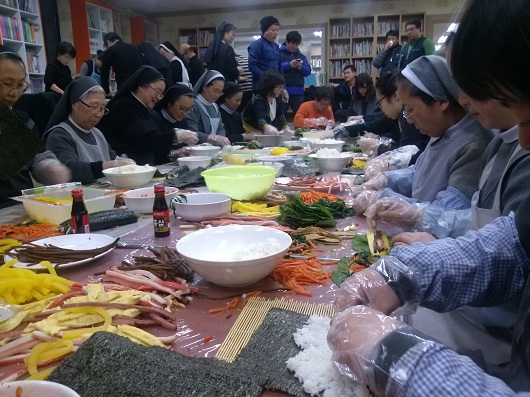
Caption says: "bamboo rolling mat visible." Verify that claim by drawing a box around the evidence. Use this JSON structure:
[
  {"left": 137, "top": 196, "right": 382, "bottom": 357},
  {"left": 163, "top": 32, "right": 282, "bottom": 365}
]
[{"left": 216, "top": 297, "right": 334, "bottom": 363}]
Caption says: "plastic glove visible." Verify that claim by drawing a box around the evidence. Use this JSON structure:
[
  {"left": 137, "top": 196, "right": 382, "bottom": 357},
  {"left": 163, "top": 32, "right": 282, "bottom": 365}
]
[
  {"left": 327, "top": 305, "right": 410, "bottom": 395},
  {"left": 365, "top": 198, "right": 425, "bottom": 231},
  {"left": 169, "top": 147, "right": 192, "bottom": 159},
  {"left": 33, "top": 159, "right": 71, "bottom": 185},
  {"left": 364, "top": 153, "right": 391, "bottom": 181},
  {"left": 264, "top": 125, "right": 279, "bottom": 135},
  {"left": 392, "top": 232, "right": 437, "bottom": 247},
  {"left": 358, "top": 136, "right": 380, "bottom": 156},
  {"left": 351, "top": 190, "right": 380, "bottom": 215},
  {"left": 242, "top": 132, "right": 257, "bottom": 141},
  {"left": 320, "top": 129, "right": 335, "bottom": 139},
  {"left": 346, "top": 115, "right": 364, "bottom": 122},
  {"left": 207, "top": 134, "right": 231, "bottom": 147},
  {"left": 174, "top": 129, "right": 199, "bottom": 146},
  {"left": 334, "top": 268, "right": 401, "bottom": 315},
  {"left": 350, "top": 174, "right": 388, "bottom": 199}
]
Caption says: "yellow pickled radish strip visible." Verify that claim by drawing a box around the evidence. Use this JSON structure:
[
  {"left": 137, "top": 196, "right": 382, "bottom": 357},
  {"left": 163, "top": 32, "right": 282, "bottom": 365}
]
[
  {"left": 61, "top": 306, "right": 112, "bottom": 340},
  {"left": 0, "top": 239, "right": 22, "bottom": 252},
  {"left": 26, "top": 340, "right": 74, "bottom": 375},
  {"left": 40, "top": 261, "right": 57, "bottom": 276},
  {"left": 26, "top": 366, "right": 57, "bottom": 380}
]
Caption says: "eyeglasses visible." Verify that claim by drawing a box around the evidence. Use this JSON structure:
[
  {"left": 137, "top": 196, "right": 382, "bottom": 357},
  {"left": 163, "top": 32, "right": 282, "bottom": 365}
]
[
  {"left": 78, "top": 99, "right": 109, "bottom": 115},
  {"left": 207, "top": 86, "right": 223, "bottom": 96},
  {"left": 376, "top": 96, "right": 387, "bottom": 108},
  {"left": 174, "top": 104, "right": 193, "bottom": 114},
  {"left": 147, "top": 84, "right": 164, "bottom": 99},
  {"left": 402, "top": 102, "right": 426, "bottom": 120},
  {"left": 0, "top": 81, "right": 31, "bottom": 94}
]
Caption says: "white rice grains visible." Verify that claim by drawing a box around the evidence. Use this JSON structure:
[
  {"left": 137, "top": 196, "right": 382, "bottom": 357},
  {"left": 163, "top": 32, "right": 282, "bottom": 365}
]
[{"left": 287, "top": 315, "right": 370, "bottom": 397}]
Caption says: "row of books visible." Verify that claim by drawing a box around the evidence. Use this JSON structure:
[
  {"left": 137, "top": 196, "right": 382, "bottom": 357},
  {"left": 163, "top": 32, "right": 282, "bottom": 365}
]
[
  {"left": 21, "top": 18, "right": 38, "bottom": 43},
  {"left": 0, "top": 0, "right": 16, "bottom": 8},
  {"left": 25, "top": 50, "right": 40, "bottom": 73},
  {"left": 18, "top": 0, "right": 35, "bottom": 13},
  {"left": 352, "top": 40, "right": 373, "bottom": 56},
  {"left": 0, "top": 15, "right": 21, "bottom": 41},
  {"left": 329, "top": 44, "right": 350, "bottom": 58},
  {"left": 378, "top": 21, "right": 399, "bottom": 35},
  {"left": 88, "top": 13, "right": 111, "bottom": 32},
  {"left": 330, "top": 24, "right": 350, "bottom": 38},
  {"left": 353, "top": 59, "right": 372, "bottom": 75},
  {"left": 352, "top": 23, "right": 374, "bottom": 37},
  {"left": 29, "top": 76, "right": 43, "bottom": 93},
  {"left": 197, "top": 30, "right": 214, "bottom": 46},
  {"left": 179, "top": 34, "right": 197, "bottom": 46},
  {"left": 329, "top": 60, "right": 351, "bottom": 78}
]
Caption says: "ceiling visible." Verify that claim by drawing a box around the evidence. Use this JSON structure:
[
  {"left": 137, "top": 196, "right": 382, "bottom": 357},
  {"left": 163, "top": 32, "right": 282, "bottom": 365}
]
[{"left": 103, "top": 0, "right": 359, "bottom": 17}]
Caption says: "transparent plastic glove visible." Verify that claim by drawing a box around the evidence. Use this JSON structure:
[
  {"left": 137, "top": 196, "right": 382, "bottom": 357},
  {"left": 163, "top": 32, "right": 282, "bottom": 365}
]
[
  {"left": 351, "top": 190, "right": 380, "bottom": 215},
  {"left": 103, "top": 156, "right": 135, "bottom": 170},
  {"left": 169, "top": 147, "right": 192, "bottom": 159},
  {"left": 242, "top": 132, "right": 257, "bottom": 141},
  {"left": 207, "top": 134, "right": 231, "bottom": 147},
  {"left": 359, "top": 136, "right": 380, "bottom": 156},
  {"left": 364, "top": 153, "right": 391, "bottom": 181},
  {"left": 346, "top": 115, "right": 364, "bottom": 122},
  {"left": 334, "top": 268, "right": 401, "bottom": 315},
  {"left": 392, "top": 232, "right": 437, "bottom": 247},
  {"left": 328, "top": 305, "right": 410, "bottom": 395},
  {"left": 320, "top": 129, "right": 335, "bottom": 139},
  {"left": 350, "top": 174, "right": 388, "bottom": 199},
  {"left": 33, "top": 159, "right": 71, "bottom": 185},
  {"left": 175, "top": 129, "right": 199, "bottom": 146},
  {"left": 365, "top": 198, "right": 426, "bottom": 231},
  {"left": 264, "top": 125, "right": 279, "bottom": 135}
]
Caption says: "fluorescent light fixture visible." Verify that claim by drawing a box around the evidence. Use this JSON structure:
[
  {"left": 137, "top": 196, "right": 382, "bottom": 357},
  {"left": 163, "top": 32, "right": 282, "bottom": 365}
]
[
  {"left": 313, "top": 31, "right": 322, "bottom": 37},
  {"left": 437, "top": 35, "right": 447, "bottom": 44}
]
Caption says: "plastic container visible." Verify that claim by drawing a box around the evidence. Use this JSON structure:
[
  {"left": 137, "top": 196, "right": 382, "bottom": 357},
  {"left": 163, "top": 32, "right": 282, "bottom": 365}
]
[
  {"left": 13, "top": 183, "right": 117, "bottom": 225},
  {"left": 201, "top": 165, "right": 276, "bottom": 200}
]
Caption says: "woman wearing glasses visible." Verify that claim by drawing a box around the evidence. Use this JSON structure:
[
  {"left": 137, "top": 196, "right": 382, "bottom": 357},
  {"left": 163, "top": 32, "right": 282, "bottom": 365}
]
[
  {"left": 44, "top": 76, "right": 130, "bottom": 184},
  {"left": 186, "top": 70, "right": 231, "bottom": 146},
  {"left": 0, "top": 45, "right": 70, "bottom": 206},
  {"left": 100, "top": 66, "right": 180, "bottom": 165},
  {"left": 351, "top": 55, "right": 493, "bottom": 217}
]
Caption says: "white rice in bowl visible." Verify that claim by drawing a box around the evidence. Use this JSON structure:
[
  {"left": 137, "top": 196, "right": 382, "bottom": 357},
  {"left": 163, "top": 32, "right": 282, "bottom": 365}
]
[
  {"left": 109, "top": 164, "right": 155, "bottom": 174},
  {"left": 287, "top": 315, "right": 370, "bottom": 397},
  {"left": 314, "top": 139, "right": 340, "bottom": 144},
  {"left": 314, "top": 148, "right": 343, "bottom": 158},
  {"left": 203, "top": 238, "right": 282, "bottom": 261}
]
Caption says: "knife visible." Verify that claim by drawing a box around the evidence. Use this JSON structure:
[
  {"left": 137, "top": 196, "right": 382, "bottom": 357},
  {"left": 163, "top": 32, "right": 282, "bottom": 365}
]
[{"left": 116, "top": 242, "right": 166, "bottom": 249}]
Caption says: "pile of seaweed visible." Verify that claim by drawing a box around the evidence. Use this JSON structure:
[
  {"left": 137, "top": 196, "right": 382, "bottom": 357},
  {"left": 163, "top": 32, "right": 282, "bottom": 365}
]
[{"left": 47, "top": 309, "right": 312, "bottom": 397}]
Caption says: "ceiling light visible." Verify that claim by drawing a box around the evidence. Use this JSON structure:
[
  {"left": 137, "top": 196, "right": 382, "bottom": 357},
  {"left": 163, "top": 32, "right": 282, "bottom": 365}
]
[{"left": 313, "top": 31, "right": 322, "bottom": 37}]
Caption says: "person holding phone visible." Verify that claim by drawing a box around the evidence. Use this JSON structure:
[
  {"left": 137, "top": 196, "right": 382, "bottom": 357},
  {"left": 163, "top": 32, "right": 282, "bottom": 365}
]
[{"left": 280, "top": 31, "right": 311, "bottom": 116}]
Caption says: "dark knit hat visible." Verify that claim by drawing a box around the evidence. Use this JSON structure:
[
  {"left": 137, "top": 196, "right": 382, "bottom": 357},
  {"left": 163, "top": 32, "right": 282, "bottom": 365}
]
[
  {"left": 218, "top": 82, "right": 242, "bottom": 103},
  {"left": 260, "top": 16, "right": 279, "bottom": 34},
  {"left": 159, "top": 41, "right": 178, "bottom": 55}
]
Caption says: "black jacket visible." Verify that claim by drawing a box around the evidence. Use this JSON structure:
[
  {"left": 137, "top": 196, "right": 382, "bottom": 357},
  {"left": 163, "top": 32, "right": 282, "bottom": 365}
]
[
  {"left": 333, "top": 81, "right": 354, "bottom": 112},
  {"left": 220, "top": 106, "right": 245, "bottom": 143},
  {"left": 206, "top": 43, "right": 239, "bottom": 82},
  {"left": 99, "top": 41, "right": 144, "bottom": 93}
]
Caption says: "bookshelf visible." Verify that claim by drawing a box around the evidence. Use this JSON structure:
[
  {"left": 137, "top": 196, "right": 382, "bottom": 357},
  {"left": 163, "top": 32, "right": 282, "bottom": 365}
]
[
  {"left": 178, "top": 26, "right": 215, "bottom": 61},
  {"left": 327, "top": 13, "right": 425, "bottom": 84},
  {"left": 130, "top": 16, "right": 158, "bottom": 46},
  {"left": 70, "top": 0, "right": 113, "bottom": 72},
  {"left": 0, "top": 0, "right": 46, "bottom": 93}
]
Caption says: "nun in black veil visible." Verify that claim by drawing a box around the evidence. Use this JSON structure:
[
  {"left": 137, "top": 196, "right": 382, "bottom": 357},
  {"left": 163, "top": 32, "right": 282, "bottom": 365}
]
[
  {"left": 203, "top": 22, "right": 239, "bottom": 82},
  {"left": 99, "top": 65, "right": 178, "bottom": 165}
]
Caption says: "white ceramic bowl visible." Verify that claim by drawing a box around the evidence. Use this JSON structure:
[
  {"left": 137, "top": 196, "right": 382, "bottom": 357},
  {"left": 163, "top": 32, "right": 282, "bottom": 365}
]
[
  {"left": 309, "top": 140, "right": 345, "bottom": 151},
  {"left": 176, "top": 225, "right": 292, "bottom": 287},
  {"left": 0, "top": 380, "right": 80, "bottom": 397},
  {"left": 308, "top": 153, "right": 354, "bottom": 173},
  {"left": 122, "top": 186, "right": 179, "bottom": 214},
  {"left": 102, "top": 165, "right": 157, "bottom": 189},
  {"left": 170, "top": 192, "right": 231, "bottom": 221},
  {"left": 189, "top": 146, "right": 221, "bottom": 158},
  {"left": 177, "top": 156, "right": 211, "bottom": 170}
]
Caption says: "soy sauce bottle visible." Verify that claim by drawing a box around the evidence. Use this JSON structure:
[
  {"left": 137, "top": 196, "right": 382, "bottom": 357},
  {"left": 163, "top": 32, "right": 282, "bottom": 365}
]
[
  {"left": 153, "top": 185, "right": 170, "bottom": 237},
  {"left": 71, "top": 189, "right": 90, "bottom": 234}
]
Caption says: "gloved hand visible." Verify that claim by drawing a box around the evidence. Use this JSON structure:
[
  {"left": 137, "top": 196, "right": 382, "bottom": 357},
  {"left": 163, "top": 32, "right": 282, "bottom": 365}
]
[
  {"left": 327, "top": 305, "right": 409, "bottom": 395},
  {"left": 365, "top": 198, "right": 425, "bottom": 231},
  {"left": 364, "top": 153, "right": 391, "bottom": 181},
  {"left": 334, "top": 268, "right": 401, "bottom": 315},
  {"left": 358, "top": 136, "right": 380, "bottom": 156},
  {"left": 392, "top": 232, "right": 437, "bottom": 247},
  {"left": 34, "top": 160, "right": 71, "bottom": 185},
  {"left": 350, "top": 174, "right": 388, "bottom": 199},
  {"left": 320, "top": 129, "right": 335, "bottom": 139},
  {"left": 346, "top": 115, "right": 364, "bottom": 122},
  {"left": 103, "top": 156, "right": 136, "bottom": 170},
  {"left": 264, "top": 125, "right": 279, "bottom": 135},
  {"left": 242, "top": 132, "right": 257, "bottom": 141},
  {"left": 207, "top": 134, "right": 231, "bottom": 147},
  {"left": 174, "top": 129, "right": 199, "bottom": 146},
  {"left": 351, "top": 190, "right": 380, "bottom": 215},
  {"left": 169, "top": 147, "right": 192, "bottom": 159}
]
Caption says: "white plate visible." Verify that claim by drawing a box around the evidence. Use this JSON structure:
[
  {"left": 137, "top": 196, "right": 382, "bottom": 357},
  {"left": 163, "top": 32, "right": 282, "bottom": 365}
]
[
  {"left": 274, "top": 177, "right": 352, "bottom": 192},
  {"left": 8, "top": 234, "right": 117, "bottom": 270}
]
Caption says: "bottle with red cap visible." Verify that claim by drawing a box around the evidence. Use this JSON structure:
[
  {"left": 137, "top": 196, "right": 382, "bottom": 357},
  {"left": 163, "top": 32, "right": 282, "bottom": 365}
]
[
  {"left": 71, "top": 189, "right": 90, "bottom": 234},
  {"left": 153, "top": 185, "right": 170, "bottom": 237}
]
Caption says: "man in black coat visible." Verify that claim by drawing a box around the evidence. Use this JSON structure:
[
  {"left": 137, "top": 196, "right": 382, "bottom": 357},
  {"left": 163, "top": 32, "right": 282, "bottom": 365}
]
[{"left": 100, "top": 32, "right": 144, "bottom": 94}]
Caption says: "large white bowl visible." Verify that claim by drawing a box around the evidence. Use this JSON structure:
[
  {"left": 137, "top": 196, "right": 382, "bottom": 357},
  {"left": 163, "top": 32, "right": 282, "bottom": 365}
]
[
  {"left": 309, "top": 153, "right": 354, "bottom": 173},
  {"left": 189, "top": 146, "right": 221, "bottom": 158},
  {"left": 170, "top": 192, "right": 231, "bottom": 221},
  {"left": 102, "top": 165, "right": 157, "bottom": 189},
  {"left": 177, "top": 156, "right": 211, "bottom": 170},
  {"left": 176, "top": 225, "right": 292, "bottom": 287},
  {"left": 0, "top": 380, "right": 80, "bottom": 396},
  {"left": 123, "top": 186, "right": 179, "bottom": 214},
  {"left": 309, "top": 140, "right": 345, "bottom": 151}
]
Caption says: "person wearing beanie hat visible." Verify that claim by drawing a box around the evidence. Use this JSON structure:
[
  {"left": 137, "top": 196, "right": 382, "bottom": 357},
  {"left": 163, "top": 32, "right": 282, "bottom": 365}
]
[
  {"left": 248, "top": 16, "right": 282, "bottom": 92},
  {"left": 43, "top": 76, "right": 131, "bottom": 184},
  {"left": 159, "top": 41, "right": 190, "bottom": 87},
  {"left": 203, "top": 22, "right": 239, "bottom": 83},
  {"left": 350, "top": 55, "right": 493, "bottom": 220},
  {"left": 0, "top": 45, "right": 70, "bottom": 205},
  {"left": 99, "top": 65, "right": 179, "bottom": 165},
  {"left": 217, "top": 82, "right": 245, "bottom": 143}
]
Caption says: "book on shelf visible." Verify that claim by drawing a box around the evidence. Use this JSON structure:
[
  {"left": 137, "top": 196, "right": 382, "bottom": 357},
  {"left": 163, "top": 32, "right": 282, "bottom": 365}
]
[
  {"left": 352, "top": 40, "right": 372, "bottom": 56},
  {"left": 0, "top": 15, "right": 22, "bottom": 41},
  {"left": 88, "top": 14, "right": 100, "bottom": 30},
  {"left": 21, "top": 18, "right": 38, "bottom": 43},
  {"left": 179, "top": 35, "right": 188, "bottom": 45},
  {"left": 330, "top": 23, "right": 350, "bottom": 38},
  {"left": 29, "top": 77, "right": 44, "bottom": 93},
  {"left": 18, "top": 0, "right": 35, "bottom": 13},
  {"left": 0, "top": 0, "right": 16, "bottom": 9},
  {"left": 378, "top": 21, "right": 399, "bottom": 36},
  {"left": 352, "top": 23, "right": 373, "bottom": 37}
]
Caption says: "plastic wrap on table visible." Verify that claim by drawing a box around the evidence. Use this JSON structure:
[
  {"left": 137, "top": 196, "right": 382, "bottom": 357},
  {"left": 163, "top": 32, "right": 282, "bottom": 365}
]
[{"left": 164, "top": 165, "right": 205, "bottom": 188}]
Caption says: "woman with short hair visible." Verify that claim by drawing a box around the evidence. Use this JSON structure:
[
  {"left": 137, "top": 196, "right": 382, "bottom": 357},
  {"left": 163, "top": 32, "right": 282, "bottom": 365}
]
[
  {"left": 44, "top": 41, "right": 76, "bottom": 95},
  {"left": 217, "top": 81, "right": 245, "bottom": 143}
]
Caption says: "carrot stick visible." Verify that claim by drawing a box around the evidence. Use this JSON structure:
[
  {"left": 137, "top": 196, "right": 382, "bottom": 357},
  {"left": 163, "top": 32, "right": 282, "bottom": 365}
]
[
  {"left": 203, "top": 336, "right": 213, "bottom": 343},
  {"left": 208, "top": 307, "right": 226, "bottom": 313}
]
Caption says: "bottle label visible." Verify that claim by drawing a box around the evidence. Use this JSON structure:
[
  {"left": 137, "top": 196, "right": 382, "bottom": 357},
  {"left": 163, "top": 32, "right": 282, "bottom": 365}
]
[
  {"left": 71, "top": 214, "right": 90, "bottom": 234},
  {"left": 153, "top": 210, "right": 170, "bottom": 236}
]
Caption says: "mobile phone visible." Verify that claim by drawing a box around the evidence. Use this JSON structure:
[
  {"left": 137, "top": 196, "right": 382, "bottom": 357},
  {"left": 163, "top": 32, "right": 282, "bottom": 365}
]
[{"left": 295, "top": 59, "right": 302, "bottom": 62}]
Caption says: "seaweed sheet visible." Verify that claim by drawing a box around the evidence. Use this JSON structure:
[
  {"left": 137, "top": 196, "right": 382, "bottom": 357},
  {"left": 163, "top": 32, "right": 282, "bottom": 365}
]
[{"left": 47, "top": 309, "right": 311, "bottom": 397}]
